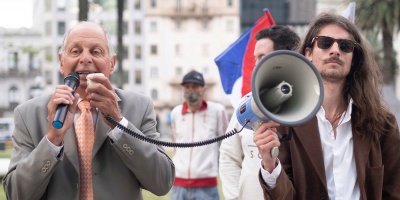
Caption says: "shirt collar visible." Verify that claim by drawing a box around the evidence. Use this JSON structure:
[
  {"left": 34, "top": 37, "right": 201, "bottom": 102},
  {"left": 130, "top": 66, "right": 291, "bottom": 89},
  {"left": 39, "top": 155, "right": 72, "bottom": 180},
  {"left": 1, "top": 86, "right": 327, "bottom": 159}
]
[
  {"left": 181, "top": 100, "right": 208, "bottom": 114},
  {"left": 317, "top": 98, "right": 354, "bottom": 122}
]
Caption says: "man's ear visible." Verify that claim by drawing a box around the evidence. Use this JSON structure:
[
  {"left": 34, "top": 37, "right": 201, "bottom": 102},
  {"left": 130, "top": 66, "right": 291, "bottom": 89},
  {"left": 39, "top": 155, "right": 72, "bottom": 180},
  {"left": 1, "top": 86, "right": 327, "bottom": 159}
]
[
  {"left": 109, "top": 54, "right": 117, "bottom": 75},
  {"left": 58, "top": 53, "right": 65, "bottom": 74},
  {"left": 305, "top": 47, "right": 313, "bottom": 61}
]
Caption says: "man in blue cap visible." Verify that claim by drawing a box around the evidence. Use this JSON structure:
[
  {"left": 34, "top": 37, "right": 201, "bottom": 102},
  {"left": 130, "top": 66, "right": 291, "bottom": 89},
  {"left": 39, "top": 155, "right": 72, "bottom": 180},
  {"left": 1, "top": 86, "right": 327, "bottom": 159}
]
[{"left": 169, "top": 70, "right": 228, "bottom": 200}]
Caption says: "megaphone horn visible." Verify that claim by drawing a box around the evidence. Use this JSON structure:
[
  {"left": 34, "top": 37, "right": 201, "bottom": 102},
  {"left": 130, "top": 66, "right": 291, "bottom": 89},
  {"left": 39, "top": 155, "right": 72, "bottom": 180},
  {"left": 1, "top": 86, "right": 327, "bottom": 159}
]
[{"left": 236, "top": 50, "right": 324, "bottom": 157}]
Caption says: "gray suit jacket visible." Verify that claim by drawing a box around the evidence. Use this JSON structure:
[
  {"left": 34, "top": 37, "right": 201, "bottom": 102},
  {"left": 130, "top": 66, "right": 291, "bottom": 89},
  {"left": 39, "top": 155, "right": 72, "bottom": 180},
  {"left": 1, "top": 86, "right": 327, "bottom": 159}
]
[
  {"left": 259, "top": 111, "right": 400, "bottom": 200},
  {"left": 2, "top": 88, "right": 175, "bottom": 200}
]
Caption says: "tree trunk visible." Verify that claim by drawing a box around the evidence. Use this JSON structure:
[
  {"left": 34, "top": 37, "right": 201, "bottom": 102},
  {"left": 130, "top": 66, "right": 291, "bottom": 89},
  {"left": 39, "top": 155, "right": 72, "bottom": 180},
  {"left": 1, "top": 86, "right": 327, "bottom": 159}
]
[
  {"left": 115, "top": 0, "right": 124, "bottom": 88},
  {"left": 382, "top": 20, "right": 394, "bottom": 84},
  {"left": 78, "top": 0, "right": 89, "bottom": 21}
]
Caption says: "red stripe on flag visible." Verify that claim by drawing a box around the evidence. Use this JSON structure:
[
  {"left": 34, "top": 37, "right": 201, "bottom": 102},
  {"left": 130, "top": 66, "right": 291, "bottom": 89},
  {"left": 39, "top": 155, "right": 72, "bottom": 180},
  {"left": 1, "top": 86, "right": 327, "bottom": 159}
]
[{"left": 241, "top": 10, "right": 275, "bottom": 96}]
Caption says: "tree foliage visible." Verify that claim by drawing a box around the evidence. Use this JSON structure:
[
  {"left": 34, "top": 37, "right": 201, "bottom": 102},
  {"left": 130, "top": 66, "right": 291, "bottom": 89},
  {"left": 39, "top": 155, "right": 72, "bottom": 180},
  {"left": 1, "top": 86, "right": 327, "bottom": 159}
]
[{"left": 350, "top": 0, "right": 400, "bottom": 83}]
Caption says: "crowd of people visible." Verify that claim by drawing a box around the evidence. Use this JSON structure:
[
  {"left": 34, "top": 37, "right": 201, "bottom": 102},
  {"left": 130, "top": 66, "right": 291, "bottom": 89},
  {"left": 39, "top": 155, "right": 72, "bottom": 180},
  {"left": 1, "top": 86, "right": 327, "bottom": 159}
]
[{"left": 2, "top": 10, "right": 399, "bottom": 200}]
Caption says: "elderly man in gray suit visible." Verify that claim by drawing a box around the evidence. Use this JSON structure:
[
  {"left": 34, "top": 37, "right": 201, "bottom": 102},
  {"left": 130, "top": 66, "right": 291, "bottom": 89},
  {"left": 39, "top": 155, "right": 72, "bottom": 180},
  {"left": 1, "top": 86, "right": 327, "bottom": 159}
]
[{"left": 2, "top": 21, "right": 175, "bottom": 200}]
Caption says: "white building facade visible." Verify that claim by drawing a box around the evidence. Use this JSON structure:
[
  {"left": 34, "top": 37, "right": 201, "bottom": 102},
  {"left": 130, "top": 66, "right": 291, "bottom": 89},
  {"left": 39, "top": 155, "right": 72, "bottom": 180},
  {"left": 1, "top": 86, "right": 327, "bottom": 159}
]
[
  {"left": 28, "top": 0, "right": 239, "bottom": 134},
  {"left": 0, "top": 28, "right": 43, "bottom": 117}
]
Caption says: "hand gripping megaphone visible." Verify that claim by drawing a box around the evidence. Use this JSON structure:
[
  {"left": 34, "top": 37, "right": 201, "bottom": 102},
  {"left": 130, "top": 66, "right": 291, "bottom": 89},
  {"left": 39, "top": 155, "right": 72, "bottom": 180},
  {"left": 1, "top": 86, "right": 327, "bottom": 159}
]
[{"left": 236, "top": 50, "right": 324, "bottom": 157}]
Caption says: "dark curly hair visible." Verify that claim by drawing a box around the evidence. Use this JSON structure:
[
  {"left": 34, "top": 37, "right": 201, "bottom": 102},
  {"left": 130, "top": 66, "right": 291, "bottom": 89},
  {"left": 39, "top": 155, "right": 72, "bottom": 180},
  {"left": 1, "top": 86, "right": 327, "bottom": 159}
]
[{"left": 255, "top": 25, "right": 300, "bottom": 51}]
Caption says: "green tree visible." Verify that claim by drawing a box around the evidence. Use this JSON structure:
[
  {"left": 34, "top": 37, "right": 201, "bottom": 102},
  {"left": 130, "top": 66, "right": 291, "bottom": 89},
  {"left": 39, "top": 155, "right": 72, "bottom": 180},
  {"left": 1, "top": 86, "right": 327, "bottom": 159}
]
[
  {"left": 115, "top": 0, "right": 124, "bottom": 88},
  {"left": 352, "top": 0, "right": 400, "bottom": 84},
  {"left": 78, "top": 0, "right": 89, "bottom": 21}
]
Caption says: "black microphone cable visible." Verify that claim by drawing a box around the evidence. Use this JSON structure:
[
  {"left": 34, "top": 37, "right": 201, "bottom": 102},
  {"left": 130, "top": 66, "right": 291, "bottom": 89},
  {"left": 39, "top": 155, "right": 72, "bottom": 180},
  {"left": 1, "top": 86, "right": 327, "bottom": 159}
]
[{"left": 105, "top": 115, "right": 249, "bottom": 148}]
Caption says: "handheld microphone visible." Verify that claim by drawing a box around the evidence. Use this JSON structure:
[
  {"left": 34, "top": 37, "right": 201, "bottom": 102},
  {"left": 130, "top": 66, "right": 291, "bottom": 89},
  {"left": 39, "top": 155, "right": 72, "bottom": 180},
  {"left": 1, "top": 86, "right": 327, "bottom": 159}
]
[{"left": 52, "top": 72, "right": 80, "bottom": 129}]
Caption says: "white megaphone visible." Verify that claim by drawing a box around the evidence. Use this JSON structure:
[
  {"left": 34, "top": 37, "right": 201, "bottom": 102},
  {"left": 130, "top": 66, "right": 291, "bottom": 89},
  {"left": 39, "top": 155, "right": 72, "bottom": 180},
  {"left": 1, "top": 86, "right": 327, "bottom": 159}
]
[{"left": 236, "top": 50, "right": 324, "bottom": 157}]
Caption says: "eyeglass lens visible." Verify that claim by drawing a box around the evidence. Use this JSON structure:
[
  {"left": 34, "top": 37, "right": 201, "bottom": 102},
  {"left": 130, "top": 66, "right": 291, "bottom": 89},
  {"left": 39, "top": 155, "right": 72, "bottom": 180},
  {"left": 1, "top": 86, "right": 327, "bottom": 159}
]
[{"left": 316, "top": 36, "right": 356, "bottom": 53}]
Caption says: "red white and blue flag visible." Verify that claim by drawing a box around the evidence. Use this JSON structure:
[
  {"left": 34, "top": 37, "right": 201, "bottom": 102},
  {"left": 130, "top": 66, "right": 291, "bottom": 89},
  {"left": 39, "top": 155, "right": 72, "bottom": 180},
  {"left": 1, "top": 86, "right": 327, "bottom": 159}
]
[{"left": 215, "top": 8, "right": 275, "bottom": 107}]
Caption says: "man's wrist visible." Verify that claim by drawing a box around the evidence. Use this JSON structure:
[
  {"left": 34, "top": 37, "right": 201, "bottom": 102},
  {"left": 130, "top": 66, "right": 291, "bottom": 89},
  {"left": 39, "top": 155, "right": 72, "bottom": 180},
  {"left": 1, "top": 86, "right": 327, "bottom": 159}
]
[
  {"left": 47, "top": 132, "right": 64, "bottom": 146},
  {"left": 262, "top": 158, "right": 278, "bottom": 173}
]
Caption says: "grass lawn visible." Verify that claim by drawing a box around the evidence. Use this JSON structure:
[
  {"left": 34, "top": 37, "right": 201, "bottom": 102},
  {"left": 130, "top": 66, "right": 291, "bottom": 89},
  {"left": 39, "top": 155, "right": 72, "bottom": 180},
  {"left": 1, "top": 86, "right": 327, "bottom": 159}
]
[
  {"left": 0, "top": 144, "right": 225, "bottom": 200},
  {"left": 0, "top": 185, "right": 4, "bottom": 200},
  {"left": 0, "top": 141, "right": 12, "bottom": 200}
]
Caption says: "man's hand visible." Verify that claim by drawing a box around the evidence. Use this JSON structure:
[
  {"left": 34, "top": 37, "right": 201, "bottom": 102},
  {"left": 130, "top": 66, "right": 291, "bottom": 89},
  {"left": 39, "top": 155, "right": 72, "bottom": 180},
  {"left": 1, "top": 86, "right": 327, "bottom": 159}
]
[
  {"left": 47, "top": 85, "right": 80, "bottom": 146},
  {"left": 253, "top": 122, "right": 281, "bottom": 173},
  {"left": 86, "top": 74, "right": 123, "bottom": 128}
]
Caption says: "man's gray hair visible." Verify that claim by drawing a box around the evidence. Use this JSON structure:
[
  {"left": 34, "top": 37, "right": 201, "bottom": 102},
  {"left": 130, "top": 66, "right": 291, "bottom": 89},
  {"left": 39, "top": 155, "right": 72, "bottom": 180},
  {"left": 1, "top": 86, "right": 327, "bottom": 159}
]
[{"left": 58, "top": 21, "right": 115, "bottom": 58}]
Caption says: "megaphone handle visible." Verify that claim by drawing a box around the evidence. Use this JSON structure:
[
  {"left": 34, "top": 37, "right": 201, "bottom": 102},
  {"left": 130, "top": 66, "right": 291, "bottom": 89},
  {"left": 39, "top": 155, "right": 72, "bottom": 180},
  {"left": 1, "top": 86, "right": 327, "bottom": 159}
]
[
  {"left": 270, "top": 128, "right": 294, "bottom": 158},
  {"left": 253, "top": 121, "right": 279, "bottom": 158},
  {"left": 271, "top": 146, "right": 279, "bottom": 158}
]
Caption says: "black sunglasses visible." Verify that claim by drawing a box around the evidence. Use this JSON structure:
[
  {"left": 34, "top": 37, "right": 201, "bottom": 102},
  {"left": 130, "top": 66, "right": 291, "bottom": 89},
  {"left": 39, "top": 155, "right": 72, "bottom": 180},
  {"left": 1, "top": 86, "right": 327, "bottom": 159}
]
[{"left": 311, "top": 36, "right": 358, "bottom": 53}]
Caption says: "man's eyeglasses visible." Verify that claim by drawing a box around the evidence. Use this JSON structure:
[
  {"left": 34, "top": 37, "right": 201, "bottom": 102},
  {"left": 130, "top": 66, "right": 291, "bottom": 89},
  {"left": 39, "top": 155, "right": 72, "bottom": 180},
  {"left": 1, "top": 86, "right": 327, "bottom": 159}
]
[{"left": 311, "top": 36, "right": 358, "bottom": 53}]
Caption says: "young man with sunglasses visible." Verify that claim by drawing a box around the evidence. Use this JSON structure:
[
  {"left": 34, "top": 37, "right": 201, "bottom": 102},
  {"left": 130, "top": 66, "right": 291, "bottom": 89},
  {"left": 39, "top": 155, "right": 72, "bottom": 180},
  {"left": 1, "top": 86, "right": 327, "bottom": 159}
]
[{"left": 255, "top": 12, "right": 400, "bottom": 200}]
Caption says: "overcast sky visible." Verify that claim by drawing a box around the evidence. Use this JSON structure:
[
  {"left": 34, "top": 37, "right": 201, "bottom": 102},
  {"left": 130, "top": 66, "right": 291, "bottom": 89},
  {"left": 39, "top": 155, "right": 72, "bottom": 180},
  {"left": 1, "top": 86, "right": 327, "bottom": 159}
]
[{"left": 0, "top": 0, "right": 33, "bottom": 29}]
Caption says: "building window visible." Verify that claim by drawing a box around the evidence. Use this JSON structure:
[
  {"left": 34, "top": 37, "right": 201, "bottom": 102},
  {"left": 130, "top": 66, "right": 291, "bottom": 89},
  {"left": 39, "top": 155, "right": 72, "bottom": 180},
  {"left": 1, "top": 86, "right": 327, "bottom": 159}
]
[
  {"left": 150, "top": 21, "right": 157, "bottom": 32},
  {"left": 202, "top": 21, "right": 208, "bottom": 30},
  {"left": 202, "top": 67, "right": 209, "bottom": 75},
  {"left": 29, "top": 78, "right": 44, "bottom": 99},
  {"left": 45, "top": 46, "right": 52, "bottom": 62},
  {"left": 227, "top": 0, "right": 233, "bottom": 7},
  {"left": 91, "top": 0, "right": 116, "bottom": 12},
  {"left": 29, "top": 53, "right": 40, "bottom": 70},
  {"left": 134, "top": 20, "right": 141, "bottom": 35},
  {"left": 226, "top": 19, "right": 233, "bottom": 32},
  {"left": 8, "top": 52, "right": 18, "bottom": 70},
  {"left": 175, "top": 44, "right": 181, "bottom": 55},
  {"left": 135, "top": 45, "right": 142, "bottom": 59},
  {"left": 150, "top": 0, "right": 157, "bottom": 8},
  {"left": 45, "top": 70, "right": 52, "bottom": 84},
  {"left": 8, "top": 86, "right": 19, "bottom": 104},
  {"left": 123, "top": 0, "right": 128, "bottom": 10},
  {"left": 135, "top": 70, "right": 142, "bottom": 84},
  {"left": 134, "top": 0, "right": 141, "bottom": 10},
  {"left": 150, "top": 67, "right": 158, "bottom": 78},
  {"left": 202, "top": 1, "right": 208, "bottom": 12},
  {"left": 202, "top": 44, "right": 209, "bottom": 56},
  {"left": 45, "top": 21, "right": 52, "bottom": 36},
  {"left": 57, "top": 0, "right": 66, "bottom": 11},
  {"left": 175, "top": 21, "right": 181, "bottom": 30},
  {"left": 175, "top": 67, "right": 182, "bottom": 76},
  {"left": 176, "top": 0, "right": 181, "bottom": 12},
  {"left": 58, "top": 73, "right": 64, "bottom": 84},
  {"left": 151, "top": 89, "right": 158, "bottom": 100},
  {"left": 123, "top": 46, "right": 129, "bottom": 59},
  {"left": 150, "top": 45, "right": 158, "bottom": 55},
  {"left": 58, "top": 21, "right": 66, "bottom": 36},
  {"left": 101, "top": 21, "right": 117, "bottom": 35},
  {"left": 123, "top": 21, "right": 128, "bottom": 34},
  {"left": 45, "top": 0, "right": 52, "bottom": 12}
]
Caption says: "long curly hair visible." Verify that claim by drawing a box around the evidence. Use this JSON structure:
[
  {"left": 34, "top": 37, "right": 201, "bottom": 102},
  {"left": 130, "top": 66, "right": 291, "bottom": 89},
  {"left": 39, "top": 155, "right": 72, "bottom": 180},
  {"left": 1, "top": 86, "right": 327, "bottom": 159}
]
[{"left": 298, "top": 12, "right": 396, "bottom": 136}]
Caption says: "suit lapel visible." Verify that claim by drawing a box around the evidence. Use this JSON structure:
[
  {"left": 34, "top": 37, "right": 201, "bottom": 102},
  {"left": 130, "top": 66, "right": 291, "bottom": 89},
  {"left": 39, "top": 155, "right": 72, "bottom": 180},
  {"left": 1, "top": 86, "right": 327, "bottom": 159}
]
[
  {"left": 352, "top": 128, "right": 372, "bottom": 199},
  {"left": 294, "top": 118, "right": 328, "bottom": 188},
  {"left": 64, "top": 126, "right": 80, "bottom": 173},
  {"left": 92, "top": 116, "right": 110, "bottom": 157},
  {"left": 92, "top": 91, "right": 122, "bottom": 157}
]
